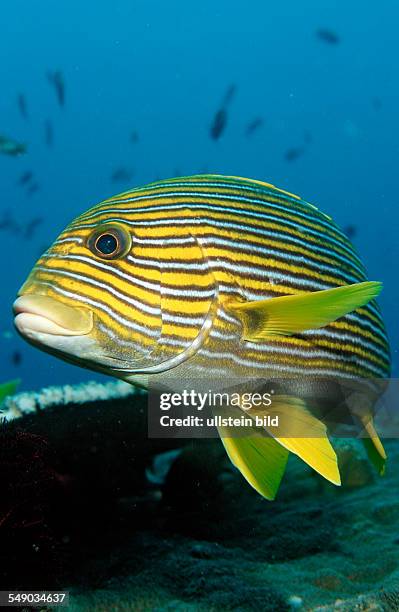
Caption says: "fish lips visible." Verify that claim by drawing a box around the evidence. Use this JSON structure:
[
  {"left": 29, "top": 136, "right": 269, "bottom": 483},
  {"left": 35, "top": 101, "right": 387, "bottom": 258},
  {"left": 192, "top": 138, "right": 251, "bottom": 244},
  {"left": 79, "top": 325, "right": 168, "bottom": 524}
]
[
  {"left": 13, "top": 294, "right": 149, "bottom": 374},
  {"left": 13, "top": 294, "right": 94, "bottom": 339}
]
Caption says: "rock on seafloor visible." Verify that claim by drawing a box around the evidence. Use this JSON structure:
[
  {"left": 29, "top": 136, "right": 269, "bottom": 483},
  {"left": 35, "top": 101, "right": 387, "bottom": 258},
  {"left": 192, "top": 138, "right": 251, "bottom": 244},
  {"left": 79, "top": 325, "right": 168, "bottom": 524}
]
[{"left": 1, "top": 381, "right": 399, "bottom": 611}]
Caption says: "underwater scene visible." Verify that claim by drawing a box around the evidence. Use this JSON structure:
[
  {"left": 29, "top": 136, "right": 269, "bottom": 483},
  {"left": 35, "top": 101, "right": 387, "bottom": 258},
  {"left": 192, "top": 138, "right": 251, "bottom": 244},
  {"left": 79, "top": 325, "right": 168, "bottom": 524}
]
[{"left": 1, "top": 1, "right": 399, "bottom": 610}]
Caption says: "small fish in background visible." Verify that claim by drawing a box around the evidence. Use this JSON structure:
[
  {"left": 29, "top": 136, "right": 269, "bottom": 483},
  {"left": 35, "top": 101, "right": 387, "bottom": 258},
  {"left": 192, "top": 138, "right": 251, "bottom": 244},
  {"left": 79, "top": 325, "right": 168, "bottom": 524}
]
[
  {"left": 24, "top": 217, "right": 43, "bottom": 239},
  {"left": 111, "top": 167, "right": 134, "bottom": 183},
  {"left": 343, "top": 225, "right": 357, "bottom": 239},
  {"left": 17, "top": 93, "right": 28, "bottom": 119},
  {"left": 245, "top": 117, "right": 263, "bottom": 137},
  {"left": 44, "top": 120, "right": 54, "bottom": 148},
  {"left": 0, "top": 135, "right": 26, "bottom": 156},
  {"left": 27, "top": 183, "right": 40, "bottom": 197},
  {"left": 130, "top": 131, "right": 139, "bottom": 144},
  {"left": 372, "top": 97, "right": 382, "bottom": 111},
  {"left": 0, "top": 211, "right": 20, "bottom": 234},
  {"left": 210, "top": 108, "right": 228, "bottom": 141},
  {"left": 146, "top": 449, "right": 182, "bottom": 486},
  {"left": 284, "top": 147, "right": 304, "bottom": 162},
  {"left": 47, "top": 70, "right": 65, "bottom": 107},
  {"left": 17, "top": 171, "right": 33, "bottom": 186},
  {"left": 11, "top": 351, "right": 22, "bottom": 366},
  {"left": 209, "top": 83, "right": 236, "bottom": 141},
  {"left": 316, "top": 28, "right": 340, "bottom": 45}
]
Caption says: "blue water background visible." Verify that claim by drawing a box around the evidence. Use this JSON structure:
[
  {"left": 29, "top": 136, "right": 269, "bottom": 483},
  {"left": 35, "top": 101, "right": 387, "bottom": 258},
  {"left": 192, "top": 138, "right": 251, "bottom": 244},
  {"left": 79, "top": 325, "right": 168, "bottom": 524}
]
[{"left": 1, "top": 0, "right": 398, "bottom": 390}]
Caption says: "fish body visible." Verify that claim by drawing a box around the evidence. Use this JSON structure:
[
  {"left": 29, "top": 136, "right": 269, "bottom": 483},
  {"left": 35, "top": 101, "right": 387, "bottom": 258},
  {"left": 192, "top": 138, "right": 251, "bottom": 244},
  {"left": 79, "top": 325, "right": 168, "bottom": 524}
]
[
  {"left": 111, "top": 168, "right": 134, "bottom": 183},
  {"left": 11, "top": 351, "right": 22, "bottom": 366},
  {"left": 130, "top": 131, "right": 139, "bottom": 144},
  {"left": 0, "top": 135, "right": 26, "bottom": 156},
  {"left": 246, "top": 117, "right": 263, "bottom": 137},
  {"left": 14, "top": 175, "right": 390, "bottom": 498},
  {"left": 210, "top": 109, "right": 227, "bottom": 140},
  {"left": 316, "top": 28, "right": 340, "bottom": 45},
  {"left": 284, "top": 147, "right": 304, "bottom": 162},
  {"left": 27, "top": 184, "right": 40, "bottom": 197},
  {"left": 343, "top": 224, "right": 357, "bottom": 240},
  {"left": 17, "top": 171, "right": 33, "bottom": 186},
  {"left": 17, "top": 93, "right": 28, "bottom": 119},
  {"left": 44, "top": 120, "right": 54, "bottom": 147},
  {"left": 24, "top": 217, "right": 43, "bottom": 238},
  {"left": 0, "top": 210, "right": 20, "bottom": 234},
  {"left": 47, "top": 70, "right": 65, "bottom": 107}
]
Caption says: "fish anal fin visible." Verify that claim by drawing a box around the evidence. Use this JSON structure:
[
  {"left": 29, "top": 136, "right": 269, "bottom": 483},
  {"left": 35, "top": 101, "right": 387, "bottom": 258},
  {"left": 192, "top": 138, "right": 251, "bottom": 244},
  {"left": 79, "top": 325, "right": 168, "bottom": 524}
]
[
  {"left": 249, "top": 395, "right": 341, "bottom": 486},
  {"left": 218, "top": 424, "right": 289, "bottom": 500}
]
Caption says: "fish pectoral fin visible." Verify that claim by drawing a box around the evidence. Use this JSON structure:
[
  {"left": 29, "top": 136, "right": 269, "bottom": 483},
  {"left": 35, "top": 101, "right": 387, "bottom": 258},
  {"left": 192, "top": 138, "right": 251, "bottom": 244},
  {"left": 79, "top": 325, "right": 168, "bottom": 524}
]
[
  {"left": 250, "top": 395, "right": 341, "bottom": 486},
  {"left": 360, "top": 417, "right": 387, "bottom": 475},
  {"left": 218, "top": 424, "right": 289, "bottom": 500},
  {"left": 226, "top": 281, "right": 382, "bottom": 340}
]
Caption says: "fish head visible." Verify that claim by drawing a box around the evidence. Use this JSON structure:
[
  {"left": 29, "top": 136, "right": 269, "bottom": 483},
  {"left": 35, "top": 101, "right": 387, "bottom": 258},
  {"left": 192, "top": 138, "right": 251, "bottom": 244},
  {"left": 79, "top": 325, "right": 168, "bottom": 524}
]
[{"left": 13, "top": 192, "right": 219, "bottom": 382}]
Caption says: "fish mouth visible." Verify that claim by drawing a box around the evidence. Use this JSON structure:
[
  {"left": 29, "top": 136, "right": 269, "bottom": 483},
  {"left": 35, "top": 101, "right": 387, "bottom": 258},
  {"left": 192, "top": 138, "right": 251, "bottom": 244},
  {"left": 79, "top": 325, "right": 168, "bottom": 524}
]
[{"left": 13, "top": 295, "right": 93, "bottom": 338}]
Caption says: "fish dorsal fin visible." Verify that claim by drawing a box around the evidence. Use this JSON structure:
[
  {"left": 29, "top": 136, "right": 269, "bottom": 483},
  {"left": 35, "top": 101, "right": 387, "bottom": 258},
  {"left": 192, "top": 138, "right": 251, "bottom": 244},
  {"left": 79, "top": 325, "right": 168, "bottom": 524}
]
[
  {"left": 218, "top": 425, "right": 289, "bottom": 500},
  {"left": 249, "top": 395, "right": 341, "bottom": 485},
  {"left": 226, "top": 281, "right": 382, "bottom": 340}
]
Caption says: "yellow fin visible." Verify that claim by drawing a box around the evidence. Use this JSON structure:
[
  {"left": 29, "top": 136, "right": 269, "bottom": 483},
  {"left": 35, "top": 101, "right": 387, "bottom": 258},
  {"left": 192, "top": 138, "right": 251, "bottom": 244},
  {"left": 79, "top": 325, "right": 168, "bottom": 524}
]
[
  {"left": 249, "top": 396, "right": 341, "bottom": 485},
  {"left": 360, "top": 418, "right": 387, "bottom": 475},
  {"left": 227, "top": 281, "right": 382, "bottom": 340},
  {"left": 218, "top": 425, "right": 289, "bottom": 500},
  {"left": 346, "top": 393, "right": 387, "bottom": 475},
  {"left": 362, "top": 439, "right": 386, "bottom": 476}
]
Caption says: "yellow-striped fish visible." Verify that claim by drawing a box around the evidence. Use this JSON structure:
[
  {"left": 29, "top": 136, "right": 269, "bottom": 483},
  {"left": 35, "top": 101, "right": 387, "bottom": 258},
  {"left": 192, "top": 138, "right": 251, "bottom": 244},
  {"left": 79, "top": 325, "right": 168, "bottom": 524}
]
[{"left": 13, "top": 175, "right": 390, "bottom": 499}]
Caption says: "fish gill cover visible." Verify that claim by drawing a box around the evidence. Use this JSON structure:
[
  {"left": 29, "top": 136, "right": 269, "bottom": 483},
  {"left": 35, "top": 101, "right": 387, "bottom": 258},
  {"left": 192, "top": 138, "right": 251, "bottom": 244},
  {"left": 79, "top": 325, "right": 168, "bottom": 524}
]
[{"left": 0, "top": 1, "right": 398, "bottom": 610}]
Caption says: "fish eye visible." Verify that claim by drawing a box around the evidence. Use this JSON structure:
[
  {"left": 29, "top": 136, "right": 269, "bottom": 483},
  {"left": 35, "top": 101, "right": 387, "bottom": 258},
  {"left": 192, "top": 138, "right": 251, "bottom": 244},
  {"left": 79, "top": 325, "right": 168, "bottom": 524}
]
[
  {"left": 87, "top": 223, "right": 132, "bottom": 260},
  {"left": 96, "top": 233, "right": 117, "bottom": 255}
]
